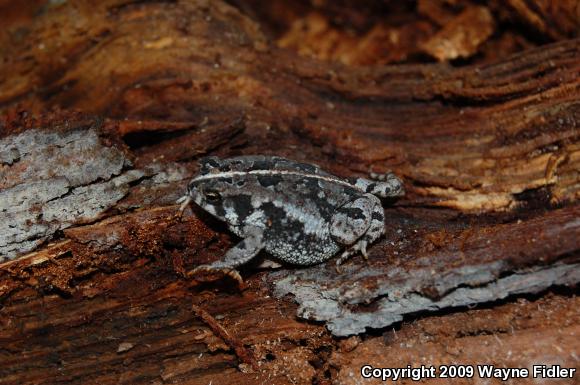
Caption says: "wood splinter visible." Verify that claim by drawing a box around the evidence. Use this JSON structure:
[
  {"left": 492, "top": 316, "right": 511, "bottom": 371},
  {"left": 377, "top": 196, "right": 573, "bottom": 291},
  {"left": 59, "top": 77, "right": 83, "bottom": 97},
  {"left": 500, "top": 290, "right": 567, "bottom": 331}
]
[{"left": 190, "top": 303, "right": 259, "bottom": 372}]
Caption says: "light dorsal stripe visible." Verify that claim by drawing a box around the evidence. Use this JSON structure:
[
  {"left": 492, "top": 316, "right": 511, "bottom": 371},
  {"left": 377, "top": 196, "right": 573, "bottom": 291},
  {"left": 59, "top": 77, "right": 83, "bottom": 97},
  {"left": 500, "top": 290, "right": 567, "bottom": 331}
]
[{"left": 192, "top": 169, "right": 363, "bottom": 191}]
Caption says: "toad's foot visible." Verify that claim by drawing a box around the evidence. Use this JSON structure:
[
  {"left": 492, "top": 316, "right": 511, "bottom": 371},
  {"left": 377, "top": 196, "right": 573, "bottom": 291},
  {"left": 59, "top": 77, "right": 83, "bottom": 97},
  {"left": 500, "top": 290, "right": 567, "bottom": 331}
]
[{"left": 334, "top": 239, "right": 371, "bottom": 273}]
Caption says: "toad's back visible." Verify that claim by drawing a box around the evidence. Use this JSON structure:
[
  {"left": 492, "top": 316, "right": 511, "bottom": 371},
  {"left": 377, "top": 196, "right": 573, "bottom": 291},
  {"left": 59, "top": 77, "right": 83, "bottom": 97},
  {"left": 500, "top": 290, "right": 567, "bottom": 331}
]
[
  {"left": 186, "top": 155, "right": 403, "bottom": 280},
  {"left": 199, "top": 155, "right": 333, "bottom": 176},
  {"left": 194, "top": 156, "right": 366, "bottom": 264}
]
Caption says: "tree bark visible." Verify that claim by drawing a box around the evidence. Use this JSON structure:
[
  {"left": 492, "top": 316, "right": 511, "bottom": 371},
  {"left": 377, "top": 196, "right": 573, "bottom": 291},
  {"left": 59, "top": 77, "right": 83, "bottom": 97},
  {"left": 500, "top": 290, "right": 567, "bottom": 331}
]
[{"left": 0, "top": 1, "right": 578, "bottom": 384}]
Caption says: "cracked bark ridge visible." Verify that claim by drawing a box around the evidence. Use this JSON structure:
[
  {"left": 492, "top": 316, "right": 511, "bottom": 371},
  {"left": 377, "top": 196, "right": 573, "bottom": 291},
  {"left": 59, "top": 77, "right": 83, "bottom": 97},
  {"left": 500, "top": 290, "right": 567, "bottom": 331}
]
[{"left": 504, "top": 0, "right": 580, "bottom": 40}]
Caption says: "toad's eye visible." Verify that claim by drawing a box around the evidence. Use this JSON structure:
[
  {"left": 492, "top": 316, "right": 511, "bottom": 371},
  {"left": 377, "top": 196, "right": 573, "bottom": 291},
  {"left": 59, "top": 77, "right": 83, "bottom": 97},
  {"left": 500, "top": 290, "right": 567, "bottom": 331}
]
[{"left": 205, "top": 190, "right": 221, "bottom": 203}]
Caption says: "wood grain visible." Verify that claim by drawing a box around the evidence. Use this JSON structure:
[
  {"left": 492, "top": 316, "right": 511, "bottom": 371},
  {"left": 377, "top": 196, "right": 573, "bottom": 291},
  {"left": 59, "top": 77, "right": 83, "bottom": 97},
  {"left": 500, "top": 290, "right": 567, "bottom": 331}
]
[{"left": 0, "top": 1, "right": 578, "bottom": 384}]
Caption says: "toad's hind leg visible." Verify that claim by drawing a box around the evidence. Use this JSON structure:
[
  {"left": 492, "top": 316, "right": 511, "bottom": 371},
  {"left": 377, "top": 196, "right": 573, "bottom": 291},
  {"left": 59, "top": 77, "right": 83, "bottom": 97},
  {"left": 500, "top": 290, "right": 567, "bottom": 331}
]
[
  {"left": 331, "top": 195, "right": 385, "bottom": 270},
  {"left": 190, "top": 226, "right": 264, "bottom": 285},
  {"left": 330, "top": 196, "right": 374, "bottom": 246}
]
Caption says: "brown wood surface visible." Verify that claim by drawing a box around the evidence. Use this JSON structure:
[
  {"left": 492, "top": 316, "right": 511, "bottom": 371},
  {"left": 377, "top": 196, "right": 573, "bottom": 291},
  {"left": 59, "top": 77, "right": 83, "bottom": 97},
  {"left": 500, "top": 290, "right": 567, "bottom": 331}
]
[{"left": 0, "top": 1, "right": 578, "bottom": 384}]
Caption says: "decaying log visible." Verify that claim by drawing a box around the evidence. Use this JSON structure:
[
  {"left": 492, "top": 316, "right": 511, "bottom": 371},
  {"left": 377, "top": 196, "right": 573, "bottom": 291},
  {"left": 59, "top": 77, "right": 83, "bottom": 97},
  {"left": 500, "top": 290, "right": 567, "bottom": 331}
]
[{"left": 0, "top": 1, "right": 578, "bottom": 384}]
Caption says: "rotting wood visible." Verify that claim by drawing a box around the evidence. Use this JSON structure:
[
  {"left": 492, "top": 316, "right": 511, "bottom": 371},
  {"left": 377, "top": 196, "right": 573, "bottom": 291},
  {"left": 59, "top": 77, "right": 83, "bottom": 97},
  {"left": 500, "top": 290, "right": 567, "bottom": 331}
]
[
  {"left": 1, "top": 2, "right": 577, "bottom": 213},
  {"left": 0, "top": 1, "right": 578, "bottom": 384}
]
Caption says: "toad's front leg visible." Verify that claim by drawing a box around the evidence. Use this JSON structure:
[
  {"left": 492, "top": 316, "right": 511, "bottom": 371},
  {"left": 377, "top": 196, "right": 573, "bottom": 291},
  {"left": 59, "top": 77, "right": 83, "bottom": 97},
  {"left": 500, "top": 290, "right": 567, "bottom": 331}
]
[{"left": 190, "top": 226, "right": 264, "bottom": 285}]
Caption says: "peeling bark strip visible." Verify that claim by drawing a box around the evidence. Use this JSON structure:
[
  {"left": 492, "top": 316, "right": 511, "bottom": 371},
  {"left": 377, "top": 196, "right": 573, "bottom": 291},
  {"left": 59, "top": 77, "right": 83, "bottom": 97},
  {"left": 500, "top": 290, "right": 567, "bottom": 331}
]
[
  {"left": 0, "top": 124, "right": 139, "bottom": 261},
  {"left": 332, "top": 298, "right": 580, "bottom": 385},
  {"left": 276, "top": 262, "right": 579, "bottom": 336},
  {"left": 272, "top": 205, "right": 580, "bottom": 336},
  {"left": 0, "top": 122, "right": 190, "bottom": 262}
]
